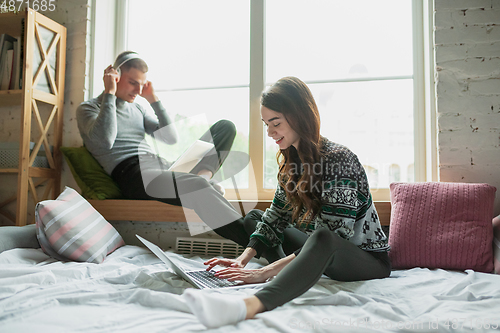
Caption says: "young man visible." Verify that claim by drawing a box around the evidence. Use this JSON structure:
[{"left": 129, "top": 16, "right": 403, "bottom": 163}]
[{"left": 76, "top": 51, "right": 248, "bottom": 241}]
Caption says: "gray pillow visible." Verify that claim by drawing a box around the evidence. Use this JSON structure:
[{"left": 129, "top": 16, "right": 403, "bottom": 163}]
[{"left": 0, "top": 224, "right": 40, "bottom": 253}]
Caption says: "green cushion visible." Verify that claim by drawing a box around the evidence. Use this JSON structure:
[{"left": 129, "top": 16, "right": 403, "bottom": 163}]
[{"left": 60, "top": 146, "right": 123, "bottom": 200}]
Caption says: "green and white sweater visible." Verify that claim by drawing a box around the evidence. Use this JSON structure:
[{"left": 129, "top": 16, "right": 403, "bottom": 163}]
[{"left": 248, "top": 138, "right": 390, "bottom": 254}]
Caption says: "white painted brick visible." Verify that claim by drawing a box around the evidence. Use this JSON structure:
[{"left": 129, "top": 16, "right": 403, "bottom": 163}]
[
  {"left": 469, "top": 78, "right": 500, "bottom": 95},
  {"left": 452, "top": 8, "right": 500, "bottom": 25},
  {"left": 469, "top": 113, "right": 500, "bottom": 130},
  {"left": 438, "top": 95, "right": 500, "bottom": 114},
  {"left": 438, "top": 147, "right": 472, "bottom": 165},
  {"left": 438, "top": 129, "right": 463, "bottom": 148},
  {"left": 467, "top": 41, "right": 500, "bottom": 57},
  {"left": 435, "top": 44, "right": 468, "bottom": 62},
  {"left": 66, "top": 33, "right": 87, "bottom": 50},
  {"left": 472, "top": 148, "right": 500, "bottom": 165},
  {"left": 436, "top": 8, "right": 500, "bottom": 28},
  {"left": 436, "top": 0, "right": 500, "bottom": 215},
  {"left": 439, "top": 129, "right": 500, "bottom": 148},
  {"left": 462, "top": 96, "right": 500, "bottom": 113},
  {"left": 438, "top": 113, "right": 468, "bottom": 130},
  {"left": 439, "top": 165, "right": 500, "bottom": 199},
  {"left": 65, "top": 18, "right": 89, "bottom": 32},
  {"left": 435, "top": 10, "right": 455, "bottom": 27},
  {"left": 441, "top": 26, "right": 500, "bottom": 44},
  {"left": 436, "top": 58, "right": 500, "bottom": 78},
  {"left": 436, "top": 70, "right": 469, "bottom": 96},
  {"left": 437, "top": 96, "right": 469, "bottom": 113},
  {"left": 435, "top": 0, "right": 491, "bottom": 10},
  {"left": 435, "top": 27, "right": 461, "bottom": 44}
]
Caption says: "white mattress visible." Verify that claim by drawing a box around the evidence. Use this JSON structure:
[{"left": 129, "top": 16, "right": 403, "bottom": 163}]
[{"left": 1, "top": 245, "right": 499, "bottom": 333}]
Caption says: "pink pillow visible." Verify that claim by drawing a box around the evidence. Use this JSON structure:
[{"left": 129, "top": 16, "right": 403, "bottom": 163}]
[
  {"left": 35, "top": 187, "right": 125, "bottom": 263},
  {"left": 493, "top": 215, "right": 500, "bottom": 274},
  {"left": 389, "top": 182, "right": 496, "bottom": 273}
]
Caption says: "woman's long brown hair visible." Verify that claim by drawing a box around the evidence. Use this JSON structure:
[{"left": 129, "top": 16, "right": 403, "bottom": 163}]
[{"left": 261, "top": 77, "right": 323, "bottom": 226}]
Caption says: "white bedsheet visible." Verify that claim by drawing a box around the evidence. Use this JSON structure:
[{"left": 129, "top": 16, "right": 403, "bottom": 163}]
[{"left": 1, "top": 245, "right": 499, "bottom": 333}]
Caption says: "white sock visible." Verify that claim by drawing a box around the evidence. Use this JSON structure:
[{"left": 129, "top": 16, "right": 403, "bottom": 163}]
[{"left": 183, "top": 289, "right": 247, "bottom": 328}]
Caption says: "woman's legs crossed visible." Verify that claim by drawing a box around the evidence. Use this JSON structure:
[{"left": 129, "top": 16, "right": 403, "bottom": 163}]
[
  {"left": 243, "top": 209, "right": 309, "bottom": 263},
  {"left": 254, "top": 228, "right": 391, "bottom": 311}
]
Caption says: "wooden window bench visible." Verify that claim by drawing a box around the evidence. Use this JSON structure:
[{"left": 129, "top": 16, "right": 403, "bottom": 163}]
[{"left": 88, "top": 199, "right": 391, "bottom": 226}]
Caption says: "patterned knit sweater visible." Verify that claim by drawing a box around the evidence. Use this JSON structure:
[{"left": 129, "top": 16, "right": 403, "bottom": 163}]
[{"left": 248, "top": 138, "right": 390, "bottom": 254}]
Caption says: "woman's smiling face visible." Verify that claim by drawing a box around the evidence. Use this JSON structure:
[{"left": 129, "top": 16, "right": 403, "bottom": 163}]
[{"left": 261, "top": 105, "right": 300, "bottom": 150}]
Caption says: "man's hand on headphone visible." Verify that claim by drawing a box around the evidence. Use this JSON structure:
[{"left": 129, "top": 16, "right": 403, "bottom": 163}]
[
  {"left": 103, "top": 65, "right": 120, "bottom": 95},
  {"left": 141, "top": 81, "right": 159, "bottom": 104}
]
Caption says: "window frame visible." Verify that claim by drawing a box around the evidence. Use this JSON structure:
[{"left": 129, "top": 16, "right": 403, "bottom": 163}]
[{"left": 91, "top": 0, "right": 437, "bottom": 202}]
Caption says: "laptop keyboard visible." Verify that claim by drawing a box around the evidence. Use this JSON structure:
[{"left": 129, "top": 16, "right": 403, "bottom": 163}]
[{"left": 187, "top": 270, "right": 240, "bottom": 288}]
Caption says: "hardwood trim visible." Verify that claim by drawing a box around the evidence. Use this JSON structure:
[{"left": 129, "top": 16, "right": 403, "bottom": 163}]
[
  {"left": 32, "top": 89, "right": 58, "bottom": 104},
  {"left": 88, "top": 199, "right": 392, "bottom": 226},
  {"left": 16, "top": 9, "right": 36, "bottom": 226},
  {"left": 0, "top": 168, "right": 19, "bottom": 173},
  {"left": 28, "top": 167, "right": 57, "bottom": 178},
  {"left": 0, "top": 90, "right": 22, "bottom": 106},
  {"left": 374, "top": 201, "right": 391, "bottom": 226},
  {"left": 88, "top": 200, "right": 202, "bottom": 223},
  {"left": 53, "top": 21, "right": 66, "bottom": 199}
]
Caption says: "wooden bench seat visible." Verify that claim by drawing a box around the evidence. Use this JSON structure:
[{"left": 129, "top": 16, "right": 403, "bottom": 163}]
[{"left": 89, "top": 199, "right": 391, "bottom": 226}]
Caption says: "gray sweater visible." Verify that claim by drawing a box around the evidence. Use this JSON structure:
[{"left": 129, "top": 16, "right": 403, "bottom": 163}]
[{"left": 76, "top": 93, "right": 178, "bottom": 175}]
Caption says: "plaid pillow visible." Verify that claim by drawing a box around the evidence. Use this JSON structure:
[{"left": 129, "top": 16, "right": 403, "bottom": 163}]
[{"left": 35, "top": 187, "right": 125, "bottom": 263}]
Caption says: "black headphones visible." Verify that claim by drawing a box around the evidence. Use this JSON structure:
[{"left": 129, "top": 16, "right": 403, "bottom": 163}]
[{"left": 113, "top": 52, "right": 141, "bottom": 75}]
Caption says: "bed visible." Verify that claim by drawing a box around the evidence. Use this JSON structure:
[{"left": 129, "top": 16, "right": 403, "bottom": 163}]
[
  {"left": 1, "top": 182, "right": 499, "bottom": 332},
  {"left": 1, "top": 245, "right": 500, "bottom": 333}
]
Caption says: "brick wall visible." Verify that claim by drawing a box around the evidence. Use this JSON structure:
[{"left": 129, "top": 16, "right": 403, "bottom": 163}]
[{"left": 435, "top": 0, "right": 500, "bottom": 215}]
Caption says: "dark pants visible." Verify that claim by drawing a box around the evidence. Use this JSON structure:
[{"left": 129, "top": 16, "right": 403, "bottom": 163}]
[
  {"left": 244, "top": 209, "right": 392, "bottom": 311},
  {"left": 111, "top": 120, "right": 248, "bottom": 242}
]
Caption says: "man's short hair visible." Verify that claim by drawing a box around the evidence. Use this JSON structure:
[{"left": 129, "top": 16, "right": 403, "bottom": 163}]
[{"left": 114, "top": 51, "right": 148, "bottom": 73}]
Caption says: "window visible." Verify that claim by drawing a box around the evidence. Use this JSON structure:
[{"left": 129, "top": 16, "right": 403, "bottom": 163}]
[
  {"left": 103, "top": 0, "right": 435, "bottom": 201},
  {"left": 389, "top": 164, "right": 401, "bottom": 183}
]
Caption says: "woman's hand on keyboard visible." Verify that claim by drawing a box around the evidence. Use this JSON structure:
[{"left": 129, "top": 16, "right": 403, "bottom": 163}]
[
  {"left": 214, "top": 253, "right": 296, "bottom": 284},
  {"left": 204, "top": 247, "right": 257, "bottom": 271},
  {"left": 213, "top": 267, "right": 272, "bottom": 284},
  {"left": 204, "top": 258, "right": 245, "bottom": 271}
]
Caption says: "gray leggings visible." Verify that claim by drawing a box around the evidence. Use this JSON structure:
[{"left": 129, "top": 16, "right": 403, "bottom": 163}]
[{"left": 246, "top": 210, "right": 391, "bottom": 311}]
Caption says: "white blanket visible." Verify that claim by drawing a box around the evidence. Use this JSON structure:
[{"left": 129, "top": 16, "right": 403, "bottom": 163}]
[{"left": 1, "top": 245, "right": 499, "bottom": 333}]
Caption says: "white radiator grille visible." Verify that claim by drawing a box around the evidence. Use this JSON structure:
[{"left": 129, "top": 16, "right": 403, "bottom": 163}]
[{"left": 175, "top": 237, "right": 244, "bottom": 258}]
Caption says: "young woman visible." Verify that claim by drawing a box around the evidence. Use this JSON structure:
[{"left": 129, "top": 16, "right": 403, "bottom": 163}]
[{"left": 182, "top": 76, "right": 391, "bottom": 328}]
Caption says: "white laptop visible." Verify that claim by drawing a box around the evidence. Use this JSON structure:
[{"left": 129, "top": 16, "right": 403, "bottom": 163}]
[
  {"left": 137, "top": 235, "right": 267, "bottom": 290},
  {"left": 167, "top": 140, "right": 214, "bottom": 173}
]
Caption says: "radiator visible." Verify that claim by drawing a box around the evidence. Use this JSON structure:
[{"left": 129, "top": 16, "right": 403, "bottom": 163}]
[{"left": 175, "top": 237, "right": 244, "bottom": 258}]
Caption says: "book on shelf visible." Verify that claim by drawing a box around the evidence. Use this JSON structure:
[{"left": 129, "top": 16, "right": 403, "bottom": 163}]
[
  {"left": 0, "top": 49, "right": 13, "bottom": 90},
  {"left": 10, "top": 39, "right": 21, "bottom": 89},
  {"left": 0, "top": 34, "right": 21, "bottom": 90}
]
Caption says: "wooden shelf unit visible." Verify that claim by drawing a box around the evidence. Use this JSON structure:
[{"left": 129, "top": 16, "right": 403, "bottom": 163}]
[{"left": 0, "top": 9, "right": 66, "bottom": 226}]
